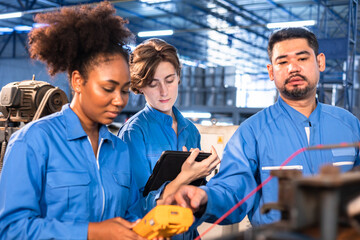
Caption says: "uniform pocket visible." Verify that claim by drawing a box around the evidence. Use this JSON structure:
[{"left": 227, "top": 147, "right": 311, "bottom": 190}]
[
  {"left": 112, "top": 172, "right": 130, "bottom": 189},
  {"left": 332, "top": 147, "right": 356, "bottom": 172},
  {"left": 46, "top": 170, "right": 90, "bottom": 220}
]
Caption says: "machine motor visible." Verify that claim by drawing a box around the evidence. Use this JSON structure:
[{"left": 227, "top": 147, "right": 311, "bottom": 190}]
[{"left": 0, "top": 77, "right": 68, "bottom": 172}]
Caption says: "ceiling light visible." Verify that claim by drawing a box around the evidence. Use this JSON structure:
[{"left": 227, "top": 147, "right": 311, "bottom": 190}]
[
  {"left": 140, "top": 0, "right": 171, "bottom": 3},
  {"left": 14, "top": 25, "right": 33, "bottom": 32},
  {"left": 0, "top": 12, "right": 23, "bottom": 20},
  {"left": 181, "top": 59, "right": 198, "bottom": 67},
  {"left": 138, "top": 30, "right": 174, "bottom": 37},
  {"left": 0, "top": 27, "right": 14, "bottom": 35},
  {"left": 33, "top": 23, "right": 49, "bottom": 28},
  {"left": 266, "top": 20, "right": 316, "bottom": 29}
]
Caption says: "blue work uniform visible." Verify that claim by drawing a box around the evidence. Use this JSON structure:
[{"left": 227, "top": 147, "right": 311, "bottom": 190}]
[
  {"left": 118, "top": 104, "right": 201, "bottom": 239},
  {"left": 0, "top": 104, "right": 142, "bottom": 239},
  {"left": 200, "top": 97, "right": 360, "bottom": 226}
]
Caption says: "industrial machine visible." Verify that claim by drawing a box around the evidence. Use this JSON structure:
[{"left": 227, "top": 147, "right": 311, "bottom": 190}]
[
  {"left": 218, "top": 165, "right": 360, "bottom": 240},
  {"left": 0, "top": 77, "right": 68, "bottom": 172}
]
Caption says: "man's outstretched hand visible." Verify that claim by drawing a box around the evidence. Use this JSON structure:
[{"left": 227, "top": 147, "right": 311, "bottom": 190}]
[{"left": 163, "top": 185, "right": 208, "bottom": 214}]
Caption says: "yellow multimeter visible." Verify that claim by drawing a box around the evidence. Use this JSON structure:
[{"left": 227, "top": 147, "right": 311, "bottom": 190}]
[{"left": 133, "top": 205, "right": 194, "bottom": 239}]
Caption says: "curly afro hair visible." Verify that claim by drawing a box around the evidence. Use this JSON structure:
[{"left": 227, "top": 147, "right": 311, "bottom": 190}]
[{"left": 28, "top": 1, "right": 134, "bottom": 81}]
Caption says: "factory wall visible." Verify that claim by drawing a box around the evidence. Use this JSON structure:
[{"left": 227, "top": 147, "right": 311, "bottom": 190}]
[{"left": 0, "top": 58, "right": 71, "bottom": 99}]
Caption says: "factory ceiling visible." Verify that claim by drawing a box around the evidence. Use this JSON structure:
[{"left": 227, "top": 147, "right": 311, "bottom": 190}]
[{"left": 0, "top": 0, "right": 358, "bottom": 78}]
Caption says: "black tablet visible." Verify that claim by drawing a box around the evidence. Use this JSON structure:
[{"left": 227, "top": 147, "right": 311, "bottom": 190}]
[{"left": 143, "top": 151, "right": 211, "bottom": 197}]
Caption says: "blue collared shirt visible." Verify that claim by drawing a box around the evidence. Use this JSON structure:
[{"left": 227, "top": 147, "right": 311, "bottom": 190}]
[
  {"left": 118, "top": 104, "right": 201, "bottom": 193},
  {"left": 200, "top": 97, "right": 360, "bottom": 226},
  {"left": 0, "top": 104, "right": 142, "bottom": 239},
  {"left": 118, "top": 104, "right": 201, "bottom": 239}
]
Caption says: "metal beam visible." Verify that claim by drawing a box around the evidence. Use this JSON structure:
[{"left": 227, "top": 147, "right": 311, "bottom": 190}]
[
  {"left": 185, "top": 0, "right": 268, "bottom": 40},
  {"left": 146, "top": 2, "right": 267, "bottom": 51},
  {"left": 118, "top": 4, "right": 267, "bottom": 66},
  {"left": 0, "top": 33, "right": 13, "bottom": 57},
  {"left": 217, "top": 0, "right": 268, "bottom": 25},
  {"left": 265, "top": 0, "right": 302, "bottom": 20},
  {"left": 317, "top": 0, "right": 358, "bottom": 112},
  {"left": 344, "top": 0, "right": 358, "bottom": 111}
]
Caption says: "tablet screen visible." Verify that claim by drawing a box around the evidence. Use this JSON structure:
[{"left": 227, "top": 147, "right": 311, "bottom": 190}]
[{"left": 143, "top": 151, "right": 211, "bottom": 197}]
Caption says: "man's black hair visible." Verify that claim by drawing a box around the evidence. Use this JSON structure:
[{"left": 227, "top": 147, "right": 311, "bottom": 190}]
[{"left": 267, "top": 27, "right": 319, "bottom": 62}]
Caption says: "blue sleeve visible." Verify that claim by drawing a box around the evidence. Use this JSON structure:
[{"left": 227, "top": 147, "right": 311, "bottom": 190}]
[
  {"left": 353, "top": 144, "right": 360, "bottom": 167},
  {"left": 200, "top": 124, "right": 260, "bottom": 225},
  {"left": 348, "top": 117, "right": 360, "bottom": 168},
  {"left": 188, "top": 124, "right": 201, "bottom": 150},
  {"left": 0, "top": 137, "right": 88, "bottom": 239},
  {"left": 196, "top": 129, "right": 201, "bottom": 150},
  {"left": 354, "top": 119, "right": 360, "bottom": 167},
  {"left": 140, "top": 182, "right": 168, "bottom": 216},
  {"left": 354, "top": 154, "right": 360, "bottom": 168}
]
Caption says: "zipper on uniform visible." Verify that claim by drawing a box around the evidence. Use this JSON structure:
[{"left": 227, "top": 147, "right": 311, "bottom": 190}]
[
  {"left": 88, "top": 136, "right": 106, "bottom": 220},
  {"left": 96, "top": 138, "right": 106, "bottom": 220}
]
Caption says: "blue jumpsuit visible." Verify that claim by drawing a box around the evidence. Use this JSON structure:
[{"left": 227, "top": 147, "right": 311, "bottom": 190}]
[
  {"left": 200, "top": 97, "right": 360, "bottom": 226},
  {"left": 0, "top": 104, "right": 142, "bottom": 239},
  {"left": 118, "top": 104, "right": 201, "bottom": 239}
]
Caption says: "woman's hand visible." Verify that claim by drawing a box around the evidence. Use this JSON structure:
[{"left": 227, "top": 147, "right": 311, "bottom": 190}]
[
  {"left": 88, "top": 217, "right": 146, "bottom": 240},
  {"left": 179, "top": 146, "right": 220, "bottom": 183}
]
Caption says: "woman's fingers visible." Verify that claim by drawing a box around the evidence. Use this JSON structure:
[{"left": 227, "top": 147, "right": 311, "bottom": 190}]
[{"left": 183, "top": 148, "right": 200, "bottom": 165}]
